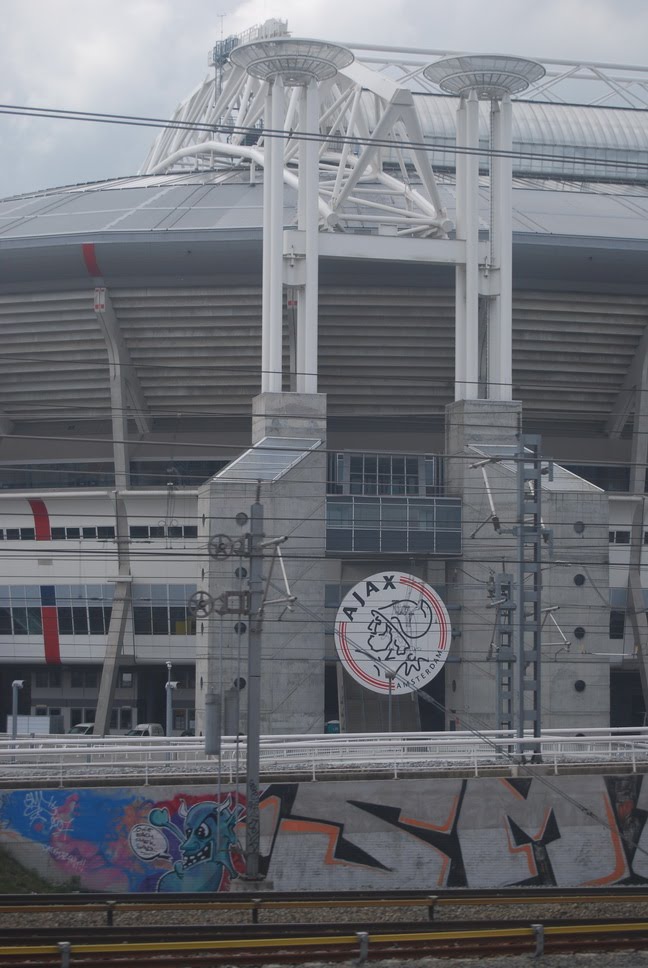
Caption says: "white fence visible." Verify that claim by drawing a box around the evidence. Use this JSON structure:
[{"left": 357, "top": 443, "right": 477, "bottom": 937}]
[{"left": 0, "top": 727, "right": 647, "bottom": 785}]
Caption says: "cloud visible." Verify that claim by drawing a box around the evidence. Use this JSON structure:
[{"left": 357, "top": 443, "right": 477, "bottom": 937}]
[{"left": 1, "top": 0, "right": 647, "bottom": 197}]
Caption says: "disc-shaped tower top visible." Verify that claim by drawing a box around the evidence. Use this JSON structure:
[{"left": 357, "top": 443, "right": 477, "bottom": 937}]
[
  {"left": 230, "top": 37, "right": 354, "bottom": 85},
  {"left": 424, "top": 54, "right": 545, "bottom": 98}
]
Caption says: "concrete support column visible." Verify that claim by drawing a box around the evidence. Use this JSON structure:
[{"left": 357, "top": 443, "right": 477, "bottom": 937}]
[{"left": 489, "top": 97, "right": 513, "bottom": 401}]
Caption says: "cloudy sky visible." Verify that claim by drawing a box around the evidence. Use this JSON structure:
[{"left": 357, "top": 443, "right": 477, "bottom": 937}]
[{"left": 2, "top": 0, "right": 647, "bottom": 198}]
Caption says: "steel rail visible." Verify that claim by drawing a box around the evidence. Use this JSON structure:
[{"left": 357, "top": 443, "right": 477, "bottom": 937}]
[{"left": 3, "top": 921, "right": 648, "bottom": 967}]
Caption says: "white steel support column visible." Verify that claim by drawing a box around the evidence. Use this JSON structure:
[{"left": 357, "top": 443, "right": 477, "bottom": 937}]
[
  {"left": 463, "top": 91, "right": 480, "bottom": 400},
  {"left": 261, "top": 84, "right": 273, "bottom": 392},
  {"left": 299, "top": 80, "right": 320, "bottom": 394},
  {"left": 454, "top": 99, "right": 467, "bottom": 398},
  {"left": 489, "top": 97, "right": 513, "bottom": 401},
  {"left": 268, "top": 79, "right": 285, "bottom": 393}
]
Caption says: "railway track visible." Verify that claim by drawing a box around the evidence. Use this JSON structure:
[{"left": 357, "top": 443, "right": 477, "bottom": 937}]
[{"left": 2, "top": 889, "right": 648, "bottom": 965}]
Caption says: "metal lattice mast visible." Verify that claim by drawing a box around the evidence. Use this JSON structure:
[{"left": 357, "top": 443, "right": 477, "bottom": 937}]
[
  {"left": 493, "top": 572, "right": 515, "bottom": 733},
  {"left": 515, "top": 434, "right": 543, "bottom": 754}
]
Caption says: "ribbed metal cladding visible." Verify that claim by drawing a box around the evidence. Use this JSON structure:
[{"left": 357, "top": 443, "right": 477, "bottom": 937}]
[
  {"left": 109, "top": 287, "right": 264, "bottom": 418},
  {"left": 319, "top": 287, "right": 455, "bottom": 415},
  {"left": 0, "top": 291, "right": 109, "bottom": 420},
  {"left": 513, "top": 291, "right": 648, "bottom": 425},
  {"left": 0, "top": 285, "right": 645, "bottom": 428}
]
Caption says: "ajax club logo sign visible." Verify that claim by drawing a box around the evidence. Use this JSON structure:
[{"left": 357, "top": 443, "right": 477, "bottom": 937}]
[{"left": 334, "top": 572, "right": 451, "bottom": 695}]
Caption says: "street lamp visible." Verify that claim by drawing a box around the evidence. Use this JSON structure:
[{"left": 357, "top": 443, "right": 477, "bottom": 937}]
[
  {"left": 11, "top": 680, "right": 24, "bottom": 740},
  {"left": 165, "top": 662, "right": 178, "bottom": 737}
]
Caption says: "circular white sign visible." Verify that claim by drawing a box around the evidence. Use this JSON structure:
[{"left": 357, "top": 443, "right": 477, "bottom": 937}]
[{"left": 334, "top": 571, "right": 452, "bottom": 695}]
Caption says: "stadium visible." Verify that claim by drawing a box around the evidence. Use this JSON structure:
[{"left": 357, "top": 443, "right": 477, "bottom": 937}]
[{"left": 0, "top": 19, "right": 647, "bottom": 738}]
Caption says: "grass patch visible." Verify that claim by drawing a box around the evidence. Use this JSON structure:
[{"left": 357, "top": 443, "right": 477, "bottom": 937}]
[{"left": 0, "top": 845, "right": 80, "bottom": 894}]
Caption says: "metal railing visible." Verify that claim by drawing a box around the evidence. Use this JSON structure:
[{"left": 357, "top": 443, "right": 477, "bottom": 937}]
[{"left": 0, "top": 727, "right": 646, "bottom": 785}]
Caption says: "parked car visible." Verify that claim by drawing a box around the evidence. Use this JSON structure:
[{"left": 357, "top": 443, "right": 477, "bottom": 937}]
[
  {"left": 67, "top": 723, "right": 95, "bottom": 735},
  {"left": 125, "top": 723, "right": 164, "bottom": 737}
]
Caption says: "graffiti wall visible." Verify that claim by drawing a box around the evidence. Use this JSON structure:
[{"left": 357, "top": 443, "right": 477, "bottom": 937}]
[{"left": 1, "top": 773, "right": 647, "bottom": 892}]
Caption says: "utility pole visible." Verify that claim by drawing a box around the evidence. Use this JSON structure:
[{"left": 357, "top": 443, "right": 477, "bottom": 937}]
[{"left": 189, "top": 490, "right": 296, "bottom": 882}]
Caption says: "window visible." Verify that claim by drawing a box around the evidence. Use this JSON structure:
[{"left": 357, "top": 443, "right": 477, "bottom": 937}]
[
  {"left": 119, "top": 707, "right": 133, "bottom": 730},
  {"left": 66, "top": 527, "right": 80, "bottom": 540},
  {"left": 130, "top": 526, "right": 149, "bottom": 539},
  {"left": 150, "top": 526, "right": 165, "bottom": 539},
  {"left": 119, "top": 671, "right": 134, "bottom": 689},
  {"left": 610, "top": 531, "right": 631, "bottom": 544},
  {"left": 109, "top": 708, "right": 118, "bottom": 730},
  {"left": 82, "top": 527, "right": 97, "bottom": 539},
  {"left": 184, "top": 526, "right": 198, "bottom": 539},
  {"left": 610, "top": 610, "right": 625, "bottom": 640},
  {"left": 6, "top": 529, "right": 19, "bottom": 540},
  {"left": 51, "top": 527, "right": 66, "bottom": 540},
  {"left": 97, "top": 526, "right": 115, "bottom": 540},
  {"left": 20, "top": 528, "right": 35, "bottom": 540}
]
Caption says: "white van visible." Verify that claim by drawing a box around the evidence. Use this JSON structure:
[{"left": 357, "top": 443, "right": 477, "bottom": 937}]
[{"left": 125, "top": 723, "right": 164, "bottom": 738}]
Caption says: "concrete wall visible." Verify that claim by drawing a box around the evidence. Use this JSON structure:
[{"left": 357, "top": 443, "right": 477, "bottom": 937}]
[
  {"left": 445, "top": 399, "right": 611, "bottom": 730},
  {"left": 1, "top": 770, "right": 645, "bottom": 891}
]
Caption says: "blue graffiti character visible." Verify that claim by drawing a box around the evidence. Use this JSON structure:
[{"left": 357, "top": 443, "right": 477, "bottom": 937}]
[{"left": 148, "top": 798, "right": 243, "bottom": 892}]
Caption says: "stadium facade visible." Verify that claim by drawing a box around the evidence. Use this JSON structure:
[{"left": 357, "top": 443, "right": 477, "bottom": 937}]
[{"left": 0, "top": 21, "right": 647, "bottom": 735}]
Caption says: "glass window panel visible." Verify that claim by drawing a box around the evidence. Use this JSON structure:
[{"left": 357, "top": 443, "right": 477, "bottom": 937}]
[
  {"left": 20, "top": 528, "right": 35, "bottom": 540},
  {"left": 183, "top": 525, "right": 198, "bottom": 539},
  {"left": 0, "top": 607, "right": 12, "bottom": 634},
  {"left": 119, "top": 671, "right": 133, "bottom": 688},
  {"left": 25, "top": 586, "right": 40, "bottom": 603},
  {"left": 72, "top": 607, "right": 88, "bottom": 635},
  {"left": 69, "top": 585, "right": 85, "bottom": 605},
  {"left": 610, "top": 610, "right": 625, "bottom": 639},
  {"left": 382, "top": 530, "right": 408, "bottom": 552},
  {"left": 0, "top": 530, "right": 4, "bottom": 539},
  {"left": 326, "top": 529, "right": 352, "bottom": 552},
  {"left": 40, "top": 586, "right": 56, "bottom": 607},
  {"left": 102, "top": 585, "right": 114, "bottom": 604},
  {"left": 133, "top": 584, "right": 151, "bottom": 603},
  {"left": 119, "top": 707, "right": 132, "bottom": 729},
  {"left": 408, "top": 530, "right": 436, "bottom": 553},
  {"left": 409, "top": 505, "right": 436, "bottom": 530},
  {"left": 354, "top": 501, "right": 380, "bottom": 529},
  {"left": 187, "top": 615, "right": 196, "bottom": 635},
  {"left": 70, "top": 708, "right": 83, "bottom": 726},
  {"left": 0, "top": 587, "right": 9, "bottom": 606},
  {"left": 97, "top": 526, "right": 115, "bottom": 540},
  {"left": 51, "top": 527, "right": 66, "bottom": 540},
  {"left": 109, "top": 708, "right": 118, "bottom": 729},
  {"left": 86, "top": 585, "right": 103, "bottom": 602},
  {"left": 150, "top": 585, "right": 167, "bottom": 603},
  {"left": 82, "top": 527, "right": 97, "bottom": 539},
  {"left": 354, "top": 529, "right": 380, "bottom": 552},
  {"left": 34, "top": 670, "right": 48, "bottom": 688},
  {"left": 27, "top": 607, "right": 42, "bottom": 634},
  {"left": 103, "top": 606, "right": 112, "bottom": 629},
  {"left": 152, "top": 606, "right": 169, "bottom": 634},
  {"left": 168, "top": 585, "right": 185, "bottom": 605},
  {"left": 381, "top": 503, "right": 407, "bottom": 528},
  {"left": 12, "top": 607, "right": 28, "bottom": 635},
  {"left": 327, "top": 501, "right": 352, "bottom": 528},
  {"left": 173, "top": 709, "right": 186, "bottom": 731},
  {"left": 66, "top": 528, "right": 80, "bottom": 540},
  {"left": 170, "top": 606, "right": 187, "bottom": 635},
  {"left": 130, "top": 526, "right": 149, "bottom": 539},
  {"left": 71, "top": 669, "right": 84, "bottom": 688},
  {"left": 85, "top": 670, "right": 98, "bottom": 688},
  {"left": 150, "top": 526, "right": 165, "bottom": 538},
  {"left": 48, "top": 668, "right": 61, "bottom": 687},
  {"left": 57, "top": 608, "right": 73, "bottom": 635},
  {"left": 56, "top": 585, "right": 71, "bottom": 607},
  {"left": 133, "top": 607, "right": 152, "bottom": 634},
  {"left": 84, "top": 707, "right": 96, "bottom": 722},
  {"left": 6, "top": 529, "right": 19, "bottom": 540},
  {"left": 168, "top": 526, "right": 183, "bottom": 538},
  {"left": 88, "top": 607, "right": 105, "bottom": 634}
]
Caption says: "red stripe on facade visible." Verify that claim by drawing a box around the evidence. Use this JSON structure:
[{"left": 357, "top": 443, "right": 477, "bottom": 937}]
[
  {"left": 82, "top": 242, "right": 102, "bottom": 277},
  {"left": 27, "top": 499, "right": 51, "bottom": 541},
  {"left": 42, "top": 607, "right": 61, "bottom": 664}
]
